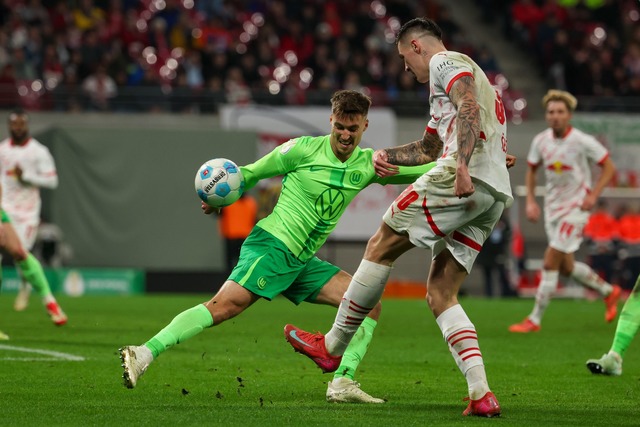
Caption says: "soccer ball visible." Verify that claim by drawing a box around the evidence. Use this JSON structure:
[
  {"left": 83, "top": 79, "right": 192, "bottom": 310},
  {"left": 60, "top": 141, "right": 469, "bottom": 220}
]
[{"left": 194, "top": 158, "right": 245, "bottom": 208}]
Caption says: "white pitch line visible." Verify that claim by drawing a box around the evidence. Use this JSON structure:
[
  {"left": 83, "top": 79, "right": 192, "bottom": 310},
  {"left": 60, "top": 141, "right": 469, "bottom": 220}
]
[{"left": 0, "top": 344, "right": 85, "bottom": 361}]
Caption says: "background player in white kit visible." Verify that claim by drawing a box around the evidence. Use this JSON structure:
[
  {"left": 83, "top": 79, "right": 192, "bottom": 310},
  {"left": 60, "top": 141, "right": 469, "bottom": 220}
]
[
  {"left": 0, "top": 109, "right": 67, "bottom": 325},
  {"left": 509, "top": 90, "right": 620, "bottom": 333},
  {"left": 285, "top": 17, "right": 515, "bottom": 417}
]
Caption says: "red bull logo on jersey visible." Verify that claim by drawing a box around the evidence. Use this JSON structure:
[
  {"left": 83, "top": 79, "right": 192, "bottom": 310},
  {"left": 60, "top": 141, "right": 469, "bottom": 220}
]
[{"left": 547, "top": 161, "right": 573, "bottom": 174}]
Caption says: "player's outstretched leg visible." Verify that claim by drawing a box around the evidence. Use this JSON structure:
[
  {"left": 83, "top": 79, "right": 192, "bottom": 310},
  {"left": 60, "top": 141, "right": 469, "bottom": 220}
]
[
  {"left": 326, "top": 377, "right": 384, "bottom": 403},
  {"left": 586, "top": 351, "right": 622, "bottom": 376},
  {"left": 327, "top": 317, "right": 384, "bottom": 403},
  {"left": 586, "top": 275, "right": 640, "bottom": 377},
  {"left": 120, "top": 345, "right": 153, "bottom": 388},
  {"left": 13, "top": 281, "right": 32, "bottom": 311},
  {"left": 284, "top": 324, "right": 342, "bottom": 373},
  {"left": 18, "top": 254, "right": 67, "bottom": 325},
  {"left": 119, "top": 304, "right": 214, "bottom": 388}
]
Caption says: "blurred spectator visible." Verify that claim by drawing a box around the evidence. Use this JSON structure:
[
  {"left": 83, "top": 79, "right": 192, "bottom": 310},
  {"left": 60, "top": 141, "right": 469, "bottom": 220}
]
[
  {"left": 73, "top": 0, "right": 105, "bottom": 31},
  {"left": 82, "top": 64, "right": 117, "bottom": 110},
  {"left": 476, "top": 211, "right": 516, "bottom": 298},
  {"left": 584, "top": 200, "right": 619, "bottom": 283}
]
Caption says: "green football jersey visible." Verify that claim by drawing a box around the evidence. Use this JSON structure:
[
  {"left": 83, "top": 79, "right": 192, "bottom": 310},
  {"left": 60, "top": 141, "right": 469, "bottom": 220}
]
[{"left": 240, "top": 135, "right": 434, "bottom": 261}]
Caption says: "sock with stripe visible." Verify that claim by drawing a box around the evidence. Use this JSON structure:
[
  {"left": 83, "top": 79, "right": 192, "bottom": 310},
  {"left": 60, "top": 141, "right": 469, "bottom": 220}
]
[
  {"left": 333, "top": 317, "right": 377, "bottom": 381},
  {"left": 325, "top": 260, "right": 391, "bottom": 355},
  {"left": 529, "top": 270, "right": 558, "bottom": 325},
  {"left": 571, "top": 261, "right": 613, "bottom": 296},
  {"left": 436, "top": 304, "right": 489, "bottom": 400},
  {"left": 145, "top": 304, "right": 214, "bottom": 358},
  {"left": 611, "top": 275, "right": 640, "bottom": 358}
]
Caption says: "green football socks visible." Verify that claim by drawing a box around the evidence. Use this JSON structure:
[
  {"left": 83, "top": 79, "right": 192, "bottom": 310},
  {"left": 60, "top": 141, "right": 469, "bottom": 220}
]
[
  {"left": 17, "top": 253, "right": 52, "bottom": 298},
  {"left": 611, "top": 276, "right": 640, "bottom": 358},
  {"left": 333, "top": 316, "right": 377, "bottom": 381},
  {"left": 145, "top": 304, "right": 214, "bottom": 358}
]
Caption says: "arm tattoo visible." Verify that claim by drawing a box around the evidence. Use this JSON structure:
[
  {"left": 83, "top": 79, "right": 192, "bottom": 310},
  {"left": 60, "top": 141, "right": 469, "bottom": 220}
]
[
  {"left": 385, "top": 131, "right": 443, "bottom": 166},
  {"left": 450, "top": 75, "right": 481, "bottom": 166}
]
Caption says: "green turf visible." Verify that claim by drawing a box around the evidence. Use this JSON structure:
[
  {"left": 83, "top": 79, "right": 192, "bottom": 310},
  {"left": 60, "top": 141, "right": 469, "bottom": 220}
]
[{"left": 0, "top": 294, "right": 638, "bottom": 426}]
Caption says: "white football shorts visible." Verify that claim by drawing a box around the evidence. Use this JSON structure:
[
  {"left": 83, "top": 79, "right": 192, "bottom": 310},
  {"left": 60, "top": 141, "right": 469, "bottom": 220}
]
[
  {"left": 7, "top": 214, "right": 39, "bottom": 250},
  {"left": 544, "top": 208, "right": 589, "bottom": 254},
  {"left": 383, "top": 166, "right": 505, "bottom": 273}
]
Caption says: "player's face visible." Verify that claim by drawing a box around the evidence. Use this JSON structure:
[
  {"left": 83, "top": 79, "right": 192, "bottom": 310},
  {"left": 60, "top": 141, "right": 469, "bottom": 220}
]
[
  {"left": 9, "top": 114, "right": 29, "bottom": 143},
  {"left": 398, "top": 40, "right": 430, "bottom": 83},
  {"left": 545, "top": 100, "right": 572, "bottom": 135},
  {"left": 329, "top": 114, "right": 369, "bottom": 162}
]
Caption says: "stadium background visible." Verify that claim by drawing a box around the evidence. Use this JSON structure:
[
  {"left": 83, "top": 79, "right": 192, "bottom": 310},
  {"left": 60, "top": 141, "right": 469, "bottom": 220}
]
[{"left": 0, "top": 0, "right": 638, "bottom": 296}]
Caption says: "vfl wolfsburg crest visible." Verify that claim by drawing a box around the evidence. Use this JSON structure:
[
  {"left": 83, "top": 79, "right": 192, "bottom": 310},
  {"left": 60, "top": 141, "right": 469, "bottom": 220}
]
[
  {"left": 315, "top": 188, "right": 345, "bottom": 221},
  {"left": 349, "top": 171, "right": 363, "bottom": 185}
]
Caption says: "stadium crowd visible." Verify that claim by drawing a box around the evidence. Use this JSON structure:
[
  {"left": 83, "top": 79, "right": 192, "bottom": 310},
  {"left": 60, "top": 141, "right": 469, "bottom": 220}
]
[
  {"left": 475, "top": 0, "right": 640, "bottom": 109},
  {"left": 0, "top": 0, "right": 515, "bottom": 116},
  {"left": 0, "top": 1, "right": 637, "bottom": 114}
]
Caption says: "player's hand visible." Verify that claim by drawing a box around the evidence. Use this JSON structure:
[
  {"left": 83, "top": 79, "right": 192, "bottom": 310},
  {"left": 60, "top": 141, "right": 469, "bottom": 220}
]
[
  {"left": 525, "top": 200, "right": 540, "bottom": 223},
  {"left": 13, "top": 165, "right": 23, "bottom": 181},
  {"left": 581, "top": 193, "right": 597, "bottom": 211},
  {"left": 373, "top": 150, "right": 399, "bottom": 178},
  {"left": 506, "top": 154, "right": 517, "bottom": 169},
  {"left": 454, "top": 167, "right": 475, "bottom": 198},
  {"left": 201, "top": 201, "right": 220, "bottom": 215}
]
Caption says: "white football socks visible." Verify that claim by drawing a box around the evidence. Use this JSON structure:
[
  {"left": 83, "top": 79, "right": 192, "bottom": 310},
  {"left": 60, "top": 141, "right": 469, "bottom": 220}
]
[
  {"left": 571, "top": 261, "right": 613, "bottom": 296},
  {"left": 436, "top": 304, "right": 489, "bottom": 400},
  {"left": 529, "top": 270, "right": 559, "bottom": 325},
  {"left": 325, "top": 260, "right": 391, "bottom": 355}
]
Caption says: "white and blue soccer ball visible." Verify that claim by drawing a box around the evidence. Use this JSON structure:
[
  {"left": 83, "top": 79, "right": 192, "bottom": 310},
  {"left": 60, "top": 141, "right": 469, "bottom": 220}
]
[{"left": 195, "top": 158, "right": 245, "bottom": 208}]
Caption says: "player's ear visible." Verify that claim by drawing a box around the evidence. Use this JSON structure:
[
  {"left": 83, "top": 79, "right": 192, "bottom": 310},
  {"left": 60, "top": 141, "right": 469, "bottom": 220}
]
[{"left": 364, "top": 119, "right": 369, "bottom": 131}]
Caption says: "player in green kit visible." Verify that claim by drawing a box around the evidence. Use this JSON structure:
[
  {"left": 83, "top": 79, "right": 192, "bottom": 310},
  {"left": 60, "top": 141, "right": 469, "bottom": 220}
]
[
  {"left": 0, "top": 208, "right": 67, "bottom": 327},
  {"left": 119, "top": 90, "right": 435, "bottom": 403},
  {"left": 586, "top": 273, "right": 640, "bottom": 376}
]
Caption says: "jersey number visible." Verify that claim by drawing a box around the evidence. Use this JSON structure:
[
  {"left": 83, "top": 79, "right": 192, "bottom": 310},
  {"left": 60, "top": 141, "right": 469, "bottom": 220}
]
[
  {"left": 396, "top": 187, "right": 419, "bottom": 211},
  {"left": 495, "top": 91, "right": 506, "bottom": 125}
]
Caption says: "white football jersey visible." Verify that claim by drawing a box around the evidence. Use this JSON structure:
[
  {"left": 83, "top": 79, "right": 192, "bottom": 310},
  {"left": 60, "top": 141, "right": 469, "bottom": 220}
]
[
  {"left": 527, "top": 126, "right": 608, "bottom": 222},
  {"left": 426, "top": 51, "right": 513, "bottom": 206},
  {"left": 0, "top": 137, "right": 58, "bottom": 224}
]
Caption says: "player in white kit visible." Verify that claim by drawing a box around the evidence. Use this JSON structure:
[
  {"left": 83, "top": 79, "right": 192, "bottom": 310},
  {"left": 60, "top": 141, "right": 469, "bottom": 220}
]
[
  {"left": 285, "top": 18, "right": 514, "bottom": 417},
  {"left": 0, "top": 109, "right": 67, "bottom": 325},
  {"left": 509, "top": 90, "right": 620, "bottom": 333}
]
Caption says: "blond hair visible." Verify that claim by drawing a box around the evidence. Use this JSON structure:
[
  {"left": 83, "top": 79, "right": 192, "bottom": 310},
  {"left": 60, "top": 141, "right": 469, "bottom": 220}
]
[{"left": 542, "top": 89, "right": 577, "bottom": 111}]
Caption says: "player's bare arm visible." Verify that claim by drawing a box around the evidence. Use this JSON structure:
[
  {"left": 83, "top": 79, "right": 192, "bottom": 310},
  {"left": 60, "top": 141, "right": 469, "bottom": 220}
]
[
  {"left": 582, "top": 157, "right": 616, "bottom": 211},
  {"left": 387, "top": 131, "right": 442, "bottom": 165},
  {"left": 450, "top": 75, "right": 480, "bottom": 197},
  {"left": 525, "top": 163, "right": 540, "bottom": 222},
  {"left": 374, "top": 131, "right": 442, "bottom": 178}
]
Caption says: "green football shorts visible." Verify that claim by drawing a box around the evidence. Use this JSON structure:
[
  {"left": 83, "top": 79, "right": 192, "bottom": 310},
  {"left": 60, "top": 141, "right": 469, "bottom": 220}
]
[
  {"left": 1, "top": 209, "right": 10, "bottom": 223},
  {"left": 229, "top": 227, "right": 340, "bottom": 305}
]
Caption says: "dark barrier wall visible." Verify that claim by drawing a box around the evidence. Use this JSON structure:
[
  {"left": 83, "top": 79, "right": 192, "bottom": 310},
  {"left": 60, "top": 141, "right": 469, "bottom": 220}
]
[{"left": 39, "top": 127, "right": 256, "bottom": 271}]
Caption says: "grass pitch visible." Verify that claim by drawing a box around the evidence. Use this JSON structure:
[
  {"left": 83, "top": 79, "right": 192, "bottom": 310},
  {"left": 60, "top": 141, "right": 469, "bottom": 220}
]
[{"left": 1, "top": 294, "right": 638, "bottom": 426}]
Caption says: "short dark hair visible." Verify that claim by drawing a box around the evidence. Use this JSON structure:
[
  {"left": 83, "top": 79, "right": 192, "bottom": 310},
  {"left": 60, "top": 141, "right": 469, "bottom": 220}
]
[
  {"left": 8, "top": 107, "right": 28, "bottom": 122},
  {"left": 330, "top": 90, "right": 371, "bottom": 119},
  {"left": 396, "top": 17, "right": 443, "bottom": 44}
]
